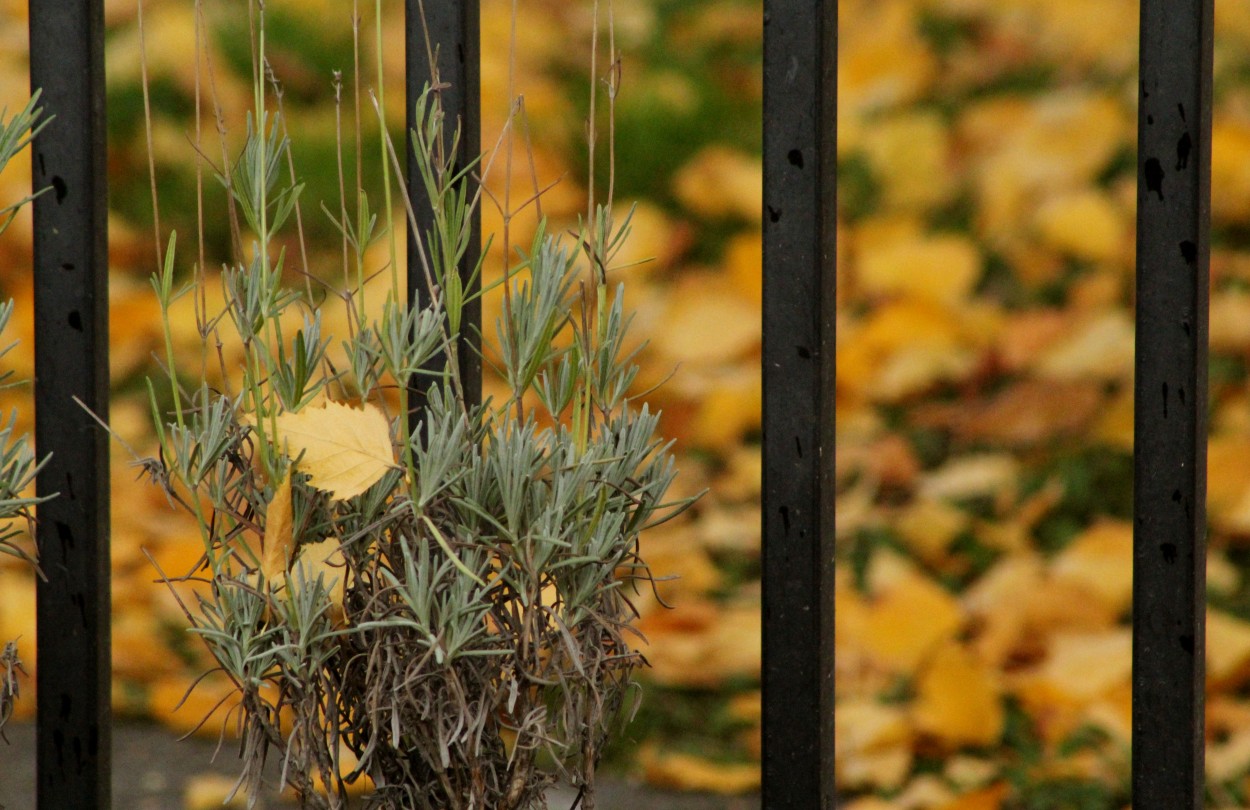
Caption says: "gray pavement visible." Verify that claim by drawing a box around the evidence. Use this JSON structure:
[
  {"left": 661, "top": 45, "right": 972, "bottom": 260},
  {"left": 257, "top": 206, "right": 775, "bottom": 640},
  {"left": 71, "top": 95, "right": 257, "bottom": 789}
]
[{"left": 0, "top": 722, "right": 759, "bottom": 809}]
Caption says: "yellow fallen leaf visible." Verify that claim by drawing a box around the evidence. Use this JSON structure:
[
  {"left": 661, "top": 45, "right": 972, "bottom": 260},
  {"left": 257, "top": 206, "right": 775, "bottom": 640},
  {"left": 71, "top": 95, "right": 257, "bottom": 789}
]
[
  {"left": 855, "top": 233, "right": 981, "bottom": 306},
  {"left": 651, "top": 274, "right": 759, "bottom": 366},
  {"left": 860, "top": 111, "right": 955, "bottom": 212},
  {"left": 274, "top": 401, "right": 394, "bottom": 501},
  {"left": 1208, "top": 436, "right": 1250, "bottom": 532},
  {"left": 861, "top": 570, "right": 964, "bottom": 673},
  {"left": 1038, "top": 629, "right": 1132, "bottom": 702},
  {"left": 918, "top": 454, "right": 1019, "bottom": 503},
  {"left": 894, "top": 775, "right": 957, "bottom": 807},
  {"left": 894, "top": 497, "right": 968, "bottom": 563},
  {"left": 112, "top": 610, "right": 182, "bottom": 681},
  {"left": 912, "top": 642, "right": 1004, "bottom": 748},
  {"left": 1212, "top": 120, "right": 1250, "bottom": 223},
  {"left": 261, "top": 471, "right": 294, "bottom": 584},
  {"left": 839, "top": 746, "right": 913, "bottom": 792},
  {"left": 671, "top": 145, "right": 761, "bottom": 221},
  {"left": 1033, "top": 189, "right": 1126, "bottom": 264},
  {"left": 184, "top": 772, "right": 250, "bottom": 810},
  {"left": 1050, "top": 520, "right": 1133, "bottom": 615},
  {"left": 837, "top": 298, "right": 975, "bottom": 402},
  {"left": 724, "top": 231, "right": 762, "bottom": 305},
  {"left": 1034, "top": 312, "right": 1135, "bottom": 381},
  {"left": 839, "top": 0, "right": 936, "bottom": 117},
  {"left": 1210, "top": 292, "right": 1250, "bottom": 352},
  {"left": 1207, "top": 727, "right": 1250, "bottom": 783},
  {"left": 639, "top": 744, "right": 760, "bottom": 794},
  {"left": 282, "top": 739, "right": 376, "bottom": 799},
  {"left": 1209, "top": 550, "right": 1242, "bottom": 597},
  {"left": 836, "top": 698, "right": 913, "bottom": 765},
  {"left": 1208, "top": 609, "right": 1250, "bottom": 687}
]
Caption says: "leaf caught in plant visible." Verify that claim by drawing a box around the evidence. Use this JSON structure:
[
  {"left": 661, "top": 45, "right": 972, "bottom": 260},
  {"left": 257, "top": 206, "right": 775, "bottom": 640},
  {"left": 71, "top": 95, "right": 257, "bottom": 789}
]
[
  {"left": 273, "top": 401, "right": 394, "bottom": 501},
  {"left": 261, "top": 471, "right": 294, "bottom": 583},
  {"left": 292, "top": 536, "right": 346, "bottom": 619}
]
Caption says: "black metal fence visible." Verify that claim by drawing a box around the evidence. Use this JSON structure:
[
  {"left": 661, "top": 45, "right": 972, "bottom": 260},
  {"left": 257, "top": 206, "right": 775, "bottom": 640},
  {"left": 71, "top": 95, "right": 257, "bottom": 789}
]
[{"left": 24, "top": 0, "right": 1213, "bottom": 808}]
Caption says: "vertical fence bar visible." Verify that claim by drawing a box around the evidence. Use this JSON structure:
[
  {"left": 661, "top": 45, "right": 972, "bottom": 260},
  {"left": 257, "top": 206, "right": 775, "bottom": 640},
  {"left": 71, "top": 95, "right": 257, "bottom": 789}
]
[
  {"left": 28, "top": 2, "right": 111, "bottom": 808},
  {"left": 762, "top": 1, "right": 837, "bottom": 807},
  {"left": 1133, "top": 0, "right": 1213, "bottom": 806},
  {"left": 406, "top": 0, "right": 482, "bottom": 408}
]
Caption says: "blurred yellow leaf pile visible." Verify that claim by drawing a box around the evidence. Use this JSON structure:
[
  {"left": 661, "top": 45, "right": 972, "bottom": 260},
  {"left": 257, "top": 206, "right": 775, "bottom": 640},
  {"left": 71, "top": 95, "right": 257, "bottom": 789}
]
[
  {"left": 835, "top": 0, "right": 1250, "bottom": 806},
  {"left": 5, "top": 0, "right": 1250, "bottom": 805}
]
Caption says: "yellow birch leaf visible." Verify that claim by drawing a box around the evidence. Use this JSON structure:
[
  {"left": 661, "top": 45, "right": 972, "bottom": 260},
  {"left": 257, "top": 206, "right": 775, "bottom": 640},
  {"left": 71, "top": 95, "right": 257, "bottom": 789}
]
[
  {"left": 274, "top": 401, "right": 394, "bottom": 501},
  {"left": 261, "top": 472, "right": 294, "bottom": 584}
]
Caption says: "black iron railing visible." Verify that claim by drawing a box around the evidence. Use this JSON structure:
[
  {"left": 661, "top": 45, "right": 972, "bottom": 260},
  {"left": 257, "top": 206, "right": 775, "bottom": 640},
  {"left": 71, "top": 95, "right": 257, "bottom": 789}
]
[
  {"left": 29, "top": 3, "right": 111, "bottom": 808},
  {"left": 1132, "top": 0, "right": 1213, "bottom": 807},
  {"left": 406, "top": 0, "right": 482, "bottom": 408},
  {"left": 761, "top": 2, "right": 837, "bottom": 807},
  {"left": 24, "top": 0, "right": 1215, "bottom": 808}
]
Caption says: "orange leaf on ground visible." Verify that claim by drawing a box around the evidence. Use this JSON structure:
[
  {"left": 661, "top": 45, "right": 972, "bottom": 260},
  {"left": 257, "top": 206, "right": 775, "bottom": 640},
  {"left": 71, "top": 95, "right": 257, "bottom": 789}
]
[
  {"left": 638, "top": 600, "right": 761, "bottom": 687},
  {"left": 148, "top": 672, "right": 241, "bottom": 739},
  {"left": 1212, "top": 120, "right": 1250, "bottom": 223}
]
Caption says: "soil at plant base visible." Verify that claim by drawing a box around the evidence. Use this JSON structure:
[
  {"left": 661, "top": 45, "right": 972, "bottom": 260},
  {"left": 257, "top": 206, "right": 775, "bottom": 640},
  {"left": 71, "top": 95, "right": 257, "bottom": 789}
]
[{"left": 0, "top": 721, "right": 760, "bottom": 809}]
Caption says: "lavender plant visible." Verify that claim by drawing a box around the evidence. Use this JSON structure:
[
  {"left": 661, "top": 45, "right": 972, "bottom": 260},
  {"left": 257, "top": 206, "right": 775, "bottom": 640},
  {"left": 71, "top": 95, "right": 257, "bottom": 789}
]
[
  {"left": 0, "top": 91, "right": 50, "bottom": 739},
  {"left": 139, "top": 3, "right": 689, "bottom": 807}
]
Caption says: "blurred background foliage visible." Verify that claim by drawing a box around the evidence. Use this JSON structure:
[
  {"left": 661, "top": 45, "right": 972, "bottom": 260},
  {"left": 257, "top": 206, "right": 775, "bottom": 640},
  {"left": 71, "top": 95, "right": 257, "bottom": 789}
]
[
  {"left": 6, "top": 0, "right": 1250, "bottom": 805},
  {"left": 0, "top": 0, "right": 767, "bottom": 796}
]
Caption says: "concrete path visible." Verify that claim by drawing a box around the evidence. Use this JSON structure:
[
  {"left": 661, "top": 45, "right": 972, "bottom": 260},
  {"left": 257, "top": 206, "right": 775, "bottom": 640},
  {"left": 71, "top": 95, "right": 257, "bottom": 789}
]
[{"left": 0, "top": 722, "right": 759, "bottom": 809}]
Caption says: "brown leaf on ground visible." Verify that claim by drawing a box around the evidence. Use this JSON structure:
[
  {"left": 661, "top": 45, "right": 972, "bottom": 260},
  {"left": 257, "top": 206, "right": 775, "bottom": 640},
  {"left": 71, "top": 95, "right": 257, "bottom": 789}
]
[{"left": 913, "top": 379, "right": 1103, "bottom": 446}]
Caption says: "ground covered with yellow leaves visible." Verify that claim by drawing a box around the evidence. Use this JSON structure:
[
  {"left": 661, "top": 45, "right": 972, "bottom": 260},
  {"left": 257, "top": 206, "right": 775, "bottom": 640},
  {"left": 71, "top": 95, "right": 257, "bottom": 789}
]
[
  {"left": 837, "top": 0, "right": 1250, "bottom": 807},
  {"left": 5, "top": 0, "right": 1250, "bottom": 805}
]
